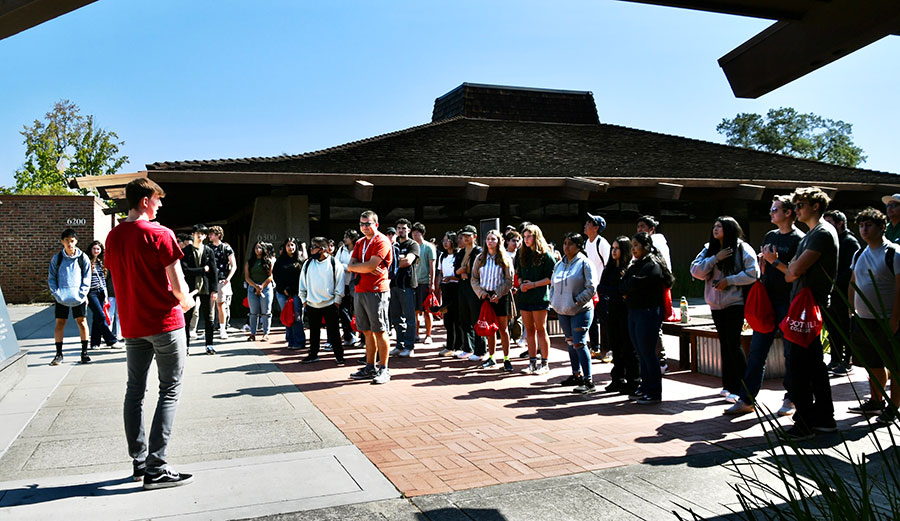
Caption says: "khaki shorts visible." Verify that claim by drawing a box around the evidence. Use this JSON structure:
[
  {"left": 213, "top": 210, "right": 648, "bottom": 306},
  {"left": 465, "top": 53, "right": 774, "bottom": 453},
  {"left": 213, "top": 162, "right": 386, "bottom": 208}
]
[
  {"left": 355, "top": 291, "right": 390, "bottom": 333},
  {"left": 217, "top": 279, "right": 233, "bottom": 297}
]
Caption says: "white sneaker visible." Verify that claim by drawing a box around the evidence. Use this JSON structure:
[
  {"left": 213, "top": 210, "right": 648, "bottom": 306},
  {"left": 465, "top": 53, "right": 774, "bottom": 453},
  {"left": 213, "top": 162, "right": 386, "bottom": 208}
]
[
  {"left": 438, "top": 348, "right": 452, "bottom": 356},
  {"left": 457, "top": 351, "right": 472, "bottom": 359},
  {"left": 109, "top": 341, "right": 124, "bottom": 349},
  {"left": 389, "top": 347, "right": 401, "bottom": 356},
  {"left": 372, "top": 367, "right": 391, "bottom": 384},
  {"left": 242, "top": 324, "right": 251, "bottom": 332},
  {"left": 423, "top": 336, "right": 433, "bottom": 345},
  {"left": 323, "top": 343, "right": 333, "bottom": 352},
  {"left": 516, "top": 338, "right": 527, "bottom": 347},
  {"left": 535, "top": 364, "right": 550, "bottom": 375},
  {"left": 398, "top": 349, "right": 412, "bottom": 357},
  {"left": 219, "top": 326, "right": 228, "bottom": 340},
  {"left": 724, "top": 399, "right": 754, "bottom": 415},
  {"left": 467, "top": 353, "right": 482, "bottom": 362},
  {"left": 777, "top": 399, "right": 796, "bottom": 416},
  {"left": 725, "top": 393, "right": 740, "bottom": 404},
  {"left": 719, "top": 388, "right": 730, "bottom": 397}
]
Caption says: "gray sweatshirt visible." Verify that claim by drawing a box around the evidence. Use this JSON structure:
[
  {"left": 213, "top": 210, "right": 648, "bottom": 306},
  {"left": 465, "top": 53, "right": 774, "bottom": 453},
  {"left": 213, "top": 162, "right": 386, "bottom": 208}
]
[
  {"left": 549, "top": 252, "right": 597, "bottom": 316},
  {"left": 690, "top": 240, "right": 759, "bottom": 310}
]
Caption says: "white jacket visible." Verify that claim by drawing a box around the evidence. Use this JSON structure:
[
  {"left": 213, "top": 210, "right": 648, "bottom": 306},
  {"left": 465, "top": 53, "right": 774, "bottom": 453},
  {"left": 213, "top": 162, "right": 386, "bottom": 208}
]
[{"left": 690, "top": 240, "right": 759, "bottom": 310}]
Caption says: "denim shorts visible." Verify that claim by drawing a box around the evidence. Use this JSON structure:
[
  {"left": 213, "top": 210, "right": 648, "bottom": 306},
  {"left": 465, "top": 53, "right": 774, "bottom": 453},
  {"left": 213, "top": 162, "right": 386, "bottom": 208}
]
[{"left": 518, "top": 300, "right": 549, "bottom": 312}]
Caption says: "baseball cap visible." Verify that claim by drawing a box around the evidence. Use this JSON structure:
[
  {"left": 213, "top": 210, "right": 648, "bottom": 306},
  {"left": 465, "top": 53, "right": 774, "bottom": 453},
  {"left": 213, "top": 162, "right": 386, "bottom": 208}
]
[
  {"left": 384, "top": 226, "right": 397, "bottom": 235},
  {"left": 586, "top": 212, "right": 607, "bottom": 232},
  {"left": 460, "top": 225, "right": 477, "bottom": 236},
  {"left": 882, "top": 194, "right": 900, "bottom": 205}
]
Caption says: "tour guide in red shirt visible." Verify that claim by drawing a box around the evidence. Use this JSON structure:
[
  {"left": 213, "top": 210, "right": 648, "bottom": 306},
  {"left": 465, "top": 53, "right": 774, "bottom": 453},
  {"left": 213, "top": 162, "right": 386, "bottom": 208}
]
[
  {"left": 348, "top": 210, "right": 394, "bottom": 384},
  {"left": 105, "top": 177, "right": 196, "bottom": 490}
]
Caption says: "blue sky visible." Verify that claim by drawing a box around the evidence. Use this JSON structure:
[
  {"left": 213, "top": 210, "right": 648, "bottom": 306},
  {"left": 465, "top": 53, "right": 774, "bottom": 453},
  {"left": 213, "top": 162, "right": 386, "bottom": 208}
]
[{"left": 1, "top": 1, "right": 898, "bottom": 188}]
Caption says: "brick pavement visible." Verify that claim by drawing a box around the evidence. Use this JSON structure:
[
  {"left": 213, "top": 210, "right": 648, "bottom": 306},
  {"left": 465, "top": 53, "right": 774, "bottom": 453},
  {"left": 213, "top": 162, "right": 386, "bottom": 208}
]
[{"left": 260, "top": 324, "right": 869, "bottom": 497}]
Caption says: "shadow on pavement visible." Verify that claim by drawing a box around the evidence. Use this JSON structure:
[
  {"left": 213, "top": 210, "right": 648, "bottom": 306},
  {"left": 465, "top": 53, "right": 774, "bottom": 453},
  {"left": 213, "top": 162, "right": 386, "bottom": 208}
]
[{"left": 0, "top": 477, "right": 137, "bottom": 507}]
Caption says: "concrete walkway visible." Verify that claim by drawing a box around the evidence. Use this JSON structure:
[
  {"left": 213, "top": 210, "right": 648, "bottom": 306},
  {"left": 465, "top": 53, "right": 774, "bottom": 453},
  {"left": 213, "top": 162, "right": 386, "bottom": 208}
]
[{"left": 0, "top": 305, "right": 397, "bottom": 520}]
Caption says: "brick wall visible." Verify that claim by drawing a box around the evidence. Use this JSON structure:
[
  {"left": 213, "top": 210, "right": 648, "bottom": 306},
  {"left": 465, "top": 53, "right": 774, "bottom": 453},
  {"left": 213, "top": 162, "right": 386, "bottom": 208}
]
[{"left": 0, "top": 195, "right": 112, "bottom": 304}]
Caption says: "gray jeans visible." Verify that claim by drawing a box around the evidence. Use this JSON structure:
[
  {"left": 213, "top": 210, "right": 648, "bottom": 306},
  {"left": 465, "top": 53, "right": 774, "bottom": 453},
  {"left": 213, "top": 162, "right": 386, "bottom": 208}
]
[{"left": 124, "top": 329, "right": 186, "bottom": 472}]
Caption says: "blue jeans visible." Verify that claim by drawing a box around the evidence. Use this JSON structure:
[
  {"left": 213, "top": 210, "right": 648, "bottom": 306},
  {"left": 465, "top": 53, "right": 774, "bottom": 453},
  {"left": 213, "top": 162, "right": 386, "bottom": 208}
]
[
  {"left": 124, "top": 329, "right": 185, "bottom": 473},
  {"left": 628, "top": 307, "right": 664, "bottom": 399},
  {"left": 389, "top": 286, "right": 417, "bottom": 349},
  {"left": 108, "top": 296, "right": 121, "bottom": 339},
  {"left": 560, "top": 307, "right": 594, "bottom": 379},
  {"left": 739, "top": 301, "right": 792, "bottom": 404},
  {"left": 87, "top": 288, "right": 116, "bottom": 347},
  {"left": 248, "top": 284, "right": 274, "bottom": 335},
  {"left": 276, "top": 292, "right": 306, "bottom": 348}
]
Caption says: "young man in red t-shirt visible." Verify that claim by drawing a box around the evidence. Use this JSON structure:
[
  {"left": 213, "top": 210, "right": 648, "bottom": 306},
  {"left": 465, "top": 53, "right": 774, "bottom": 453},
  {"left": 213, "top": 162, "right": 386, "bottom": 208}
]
[
  {"left": 105, "top": 177, "right": 196, "bottom": 489},
  {"left": 347, "top": 210, "right": 394, "bottom": 384}
]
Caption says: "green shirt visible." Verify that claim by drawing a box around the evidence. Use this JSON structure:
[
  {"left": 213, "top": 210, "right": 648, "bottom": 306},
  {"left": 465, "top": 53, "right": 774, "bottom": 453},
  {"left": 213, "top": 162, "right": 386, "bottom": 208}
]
[
  {"left": 887, "top": 222, "right": 900, "bottom": 244},
  {"left": 515, "top": 252, "right": 556, "bottom": 305},
  {"left": 415, "top": 241, "right": 435, "bottom": 284},
  {"left": 249, "top": 258, "right": 269, "bottom": 285}
]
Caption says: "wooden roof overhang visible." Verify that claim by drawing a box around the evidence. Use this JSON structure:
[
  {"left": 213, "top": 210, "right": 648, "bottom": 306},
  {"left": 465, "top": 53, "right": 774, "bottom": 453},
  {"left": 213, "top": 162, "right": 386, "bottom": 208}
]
[{"left": 73, "top": 169, "right": 900, "bottom": 219}]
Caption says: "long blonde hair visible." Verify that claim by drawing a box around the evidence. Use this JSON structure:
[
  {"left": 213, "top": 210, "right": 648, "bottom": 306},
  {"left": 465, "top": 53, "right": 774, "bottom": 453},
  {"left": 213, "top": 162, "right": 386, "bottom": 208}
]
[
  {"left": 518, "top": 224, "right": 550, "bottom": 267},
  {"left": 476, "top": 229, "right": 511, "bottom": 269}
]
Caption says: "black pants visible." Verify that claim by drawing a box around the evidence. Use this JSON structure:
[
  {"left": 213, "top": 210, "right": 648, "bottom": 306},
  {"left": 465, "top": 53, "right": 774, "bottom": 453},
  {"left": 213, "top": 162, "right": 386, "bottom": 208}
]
[
  {"left": 824, "top": 293, "right": 851, "bottom": 365},
  {"left": 788, "top": 336, "right": 834, "bottom": 429},
  {"left": 457, "top": 280, "right": 486, "bottom": 356},
  {"left": 441, "top": 282, "right": 462, "bottom": 351},
  {"left": 338, "top": 285, "right": 355, "bottom": 341},
  {"left": 711, "top": 304, "right": 748, "bottom": 395},
  {"left": 307, "top": 304, "right": 342, "bottom": 360},
  {"left": 608, "top": 305, "right": 640, "bottom": 385},
  {"left": 588, "top": 285, "right": 609, "bottom": 351},
  {"left": 185, "top": 294, "right": 214, "bottom": 347}
]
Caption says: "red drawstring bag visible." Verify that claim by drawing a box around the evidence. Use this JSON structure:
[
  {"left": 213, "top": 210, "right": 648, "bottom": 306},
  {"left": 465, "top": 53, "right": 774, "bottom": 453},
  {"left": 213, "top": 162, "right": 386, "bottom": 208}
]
[
  {"left": 103, "top": 300, "right": 112, "bottom": 325},
  {"left": 780, "top": 287, "right": 823, "bottom": 347},
  {"left": 242, "top": 296, "right": 250, "bottom": 308},
  {"left": 662, "top": 288, "right": 680, "bottom": 322},
  {"left": 424, "top": 291, "right": 441, "bottom": 315},
  {"left": 280, "top": 297, "right": 295, "bottom": 327},
  {"left": 351, "top": 315, "right": 358, "bottom": 332},
  {"left": 475, "top": 300, "right": 499, "bottom": 337},
  {"left": 745, "top": 280, "right": 775, "bottom": 333}
]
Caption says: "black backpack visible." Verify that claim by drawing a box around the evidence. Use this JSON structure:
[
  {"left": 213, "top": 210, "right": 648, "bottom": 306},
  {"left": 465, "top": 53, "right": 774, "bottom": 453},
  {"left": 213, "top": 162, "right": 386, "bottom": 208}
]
[
  {"left": 54, "top": 250, "right": 89, "bottom": 280},
  {"left": 852, "top": 245, "right": 897, "bottom": 276}
]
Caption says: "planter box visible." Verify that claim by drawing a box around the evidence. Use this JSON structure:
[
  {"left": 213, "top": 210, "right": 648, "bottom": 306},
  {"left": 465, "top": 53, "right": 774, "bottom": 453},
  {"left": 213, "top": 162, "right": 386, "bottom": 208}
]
[{"left": 688, "top": 326, "right": 786, "bottom": 379}]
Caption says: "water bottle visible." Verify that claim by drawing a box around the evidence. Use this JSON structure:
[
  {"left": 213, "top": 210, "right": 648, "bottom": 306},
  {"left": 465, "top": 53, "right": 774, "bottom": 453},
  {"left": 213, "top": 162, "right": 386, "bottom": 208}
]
[{"left": 680, "top": 296, "right": 689, "bottom": 324}]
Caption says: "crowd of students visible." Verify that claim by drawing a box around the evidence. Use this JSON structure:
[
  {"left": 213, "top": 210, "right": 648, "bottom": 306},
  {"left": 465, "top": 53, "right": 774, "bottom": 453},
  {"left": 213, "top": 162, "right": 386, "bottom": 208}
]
[{"left": 47, "top": 185, "right": 900, "bottom": 447}]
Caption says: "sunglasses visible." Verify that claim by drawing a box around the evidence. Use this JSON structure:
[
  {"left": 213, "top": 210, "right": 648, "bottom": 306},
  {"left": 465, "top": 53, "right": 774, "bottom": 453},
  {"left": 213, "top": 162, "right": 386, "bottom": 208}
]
[
  {"left": 359, "top": 222, "right": 373, "bottom": 227},
  {"left": 887, "top": 203, "right": 900, "bottom": 209},
  {"left": 769, "top": 207, "right": 780, "bottom": 214}
]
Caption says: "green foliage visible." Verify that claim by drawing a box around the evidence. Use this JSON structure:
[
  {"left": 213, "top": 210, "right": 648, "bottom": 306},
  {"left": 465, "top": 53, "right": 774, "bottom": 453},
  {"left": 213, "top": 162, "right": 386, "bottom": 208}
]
[
  {"left": 717, "top": 107, "right": 866, "bottom": 168},
  {"left": 13, "top": 100, "right": 128, "bottom": 194}
]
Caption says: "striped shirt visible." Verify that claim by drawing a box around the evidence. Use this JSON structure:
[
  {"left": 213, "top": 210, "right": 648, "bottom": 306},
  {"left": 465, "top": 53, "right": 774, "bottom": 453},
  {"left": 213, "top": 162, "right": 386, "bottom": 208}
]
[
  {"left": 479, "top": 255, "right": 503, "bottom": 292},
  {"left": 90, "top": 262, "right": 106, "bottom": 292}
]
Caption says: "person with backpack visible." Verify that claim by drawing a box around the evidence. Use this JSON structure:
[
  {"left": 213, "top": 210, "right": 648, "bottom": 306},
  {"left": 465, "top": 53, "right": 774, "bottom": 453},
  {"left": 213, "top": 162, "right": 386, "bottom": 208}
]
[
  {"left": 846, "top": 208, "right": 900, "bottom": 424},
  {"left": 550, "top": 232, "right": 598, "bottom": 393},
  {"left": 621, "top": 232, "right": 675, "bottom": 404},
  {"left": 691, "top": 216, "right": 759, "bottom": 405},
  {"left": 584, "top": 213, "right": 611, "bottom": 362},
  {"left": 298, "top": 236, "right": 346, "bottom": 364},
  {"left": 389, "top": 219, "right": 420, "bottom": 357},
  {"left": 726, "top": 196, "right": 803, "bottom": 416},
  {"left": 48, "top": 228, "right": 92, "bottom": 365},
  {"left": 599, "top": 236, "right": 640, "bottom": 395}
]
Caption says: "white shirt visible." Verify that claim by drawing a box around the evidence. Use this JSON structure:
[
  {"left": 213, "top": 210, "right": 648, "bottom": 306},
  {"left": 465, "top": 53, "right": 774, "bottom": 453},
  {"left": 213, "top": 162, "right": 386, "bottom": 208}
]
[
  {"left": 852, "top": 241, "right": 900, "bottom": 319},
  {"left": 585, "top": 235, "right": 610, "bottom": 284},
  {"left": 652, "top": 233, "right": 671, "bottom": 269}
]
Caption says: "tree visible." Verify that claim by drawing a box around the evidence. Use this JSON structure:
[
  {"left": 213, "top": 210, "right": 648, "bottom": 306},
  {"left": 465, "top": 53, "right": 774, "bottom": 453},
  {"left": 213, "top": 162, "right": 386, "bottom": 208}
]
[
  {"left": 716, "top": 107, "right": 866, "bottom": 168},
  {"left": 11, "top": 100, "right": 128, "bottom": 194}
]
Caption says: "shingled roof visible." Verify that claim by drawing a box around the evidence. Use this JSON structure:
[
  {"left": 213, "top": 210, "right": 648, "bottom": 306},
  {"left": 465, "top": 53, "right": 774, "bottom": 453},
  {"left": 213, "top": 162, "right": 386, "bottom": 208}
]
[{"left": 147, "top": 84, "right": 897, "bottom": 185}]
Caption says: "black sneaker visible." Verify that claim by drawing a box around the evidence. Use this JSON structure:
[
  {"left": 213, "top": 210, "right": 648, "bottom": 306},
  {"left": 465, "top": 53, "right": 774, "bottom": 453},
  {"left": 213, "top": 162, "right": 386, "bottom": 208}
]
[
  {"left": 876, "top": 407, "right": 897, "bottom": 425},
  {"left": 350, "top": 366, "right": 377, "bottom": 380},
  {"left": 636, "top": 395, "right": 661, "bottom": 405},
  {"left": 519, "top": 350, "right": 529, "bottom": 359},
  {"left": 50, "top": 354, "right": 63, "bottom": 366},
  {"left": 143, "top": 468, "right": 194, "bottom": 490},
  {"left": 132, "top": 460, "right": 146, "bottom": 482},
  {"left": 335, "top": 358, "right": 346, "bottom": 367},
  {"left": 502, "top": 359, "right": 513, "bottom": 372},
  {"left": 560, "top": 374, "right": 584, "bottom": 386},
  {"left": 80, "top": 354, "right": 91, "bottom": 364},
  {"left": 812, "top": 419, "right": 838, "bottom": 433},
  {"left": 627, "top": 390, "right": 645, "bottom": 401},
  {"left": 781, "top": 424, "right": 815, "bottom": 441},
  {"left": 574, "top": 381, "right": 597, "bottom": 394},
  {"left": 830, "top": 363, "right": 853, "bottom": 376},
  {"left": 848, "top": 399, "right": 884, "bottom": 415},
  {"left": 301, "top": 356, "right": 320, "bottom": 364},
  {"left": 481, "top": 357, "right": 497, "bottom": 369}
]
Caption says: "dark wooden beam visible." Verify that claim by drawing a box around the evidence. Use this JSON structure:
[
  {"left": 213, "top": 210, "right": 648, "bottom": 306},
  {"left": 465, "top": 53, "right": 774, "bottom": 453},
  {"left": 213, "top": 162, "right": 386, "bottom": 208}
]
[
  {"left": 653, "top": 182, "right": 683, "bottom": 200},
  {"left": 465, "top": 181, "right": 490, "bottom": 202},
  {"left": 734, "top": 183, "right": 766, "bottom": 200},
  {"left": 352, "top": 180, "right": 374, "bottom": 202},
  {"left": 0, "top": 0, "right": 97, "bottom": 41},
  {"left": 718, "top": 1, "right": 900, "bottom": 98}
]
